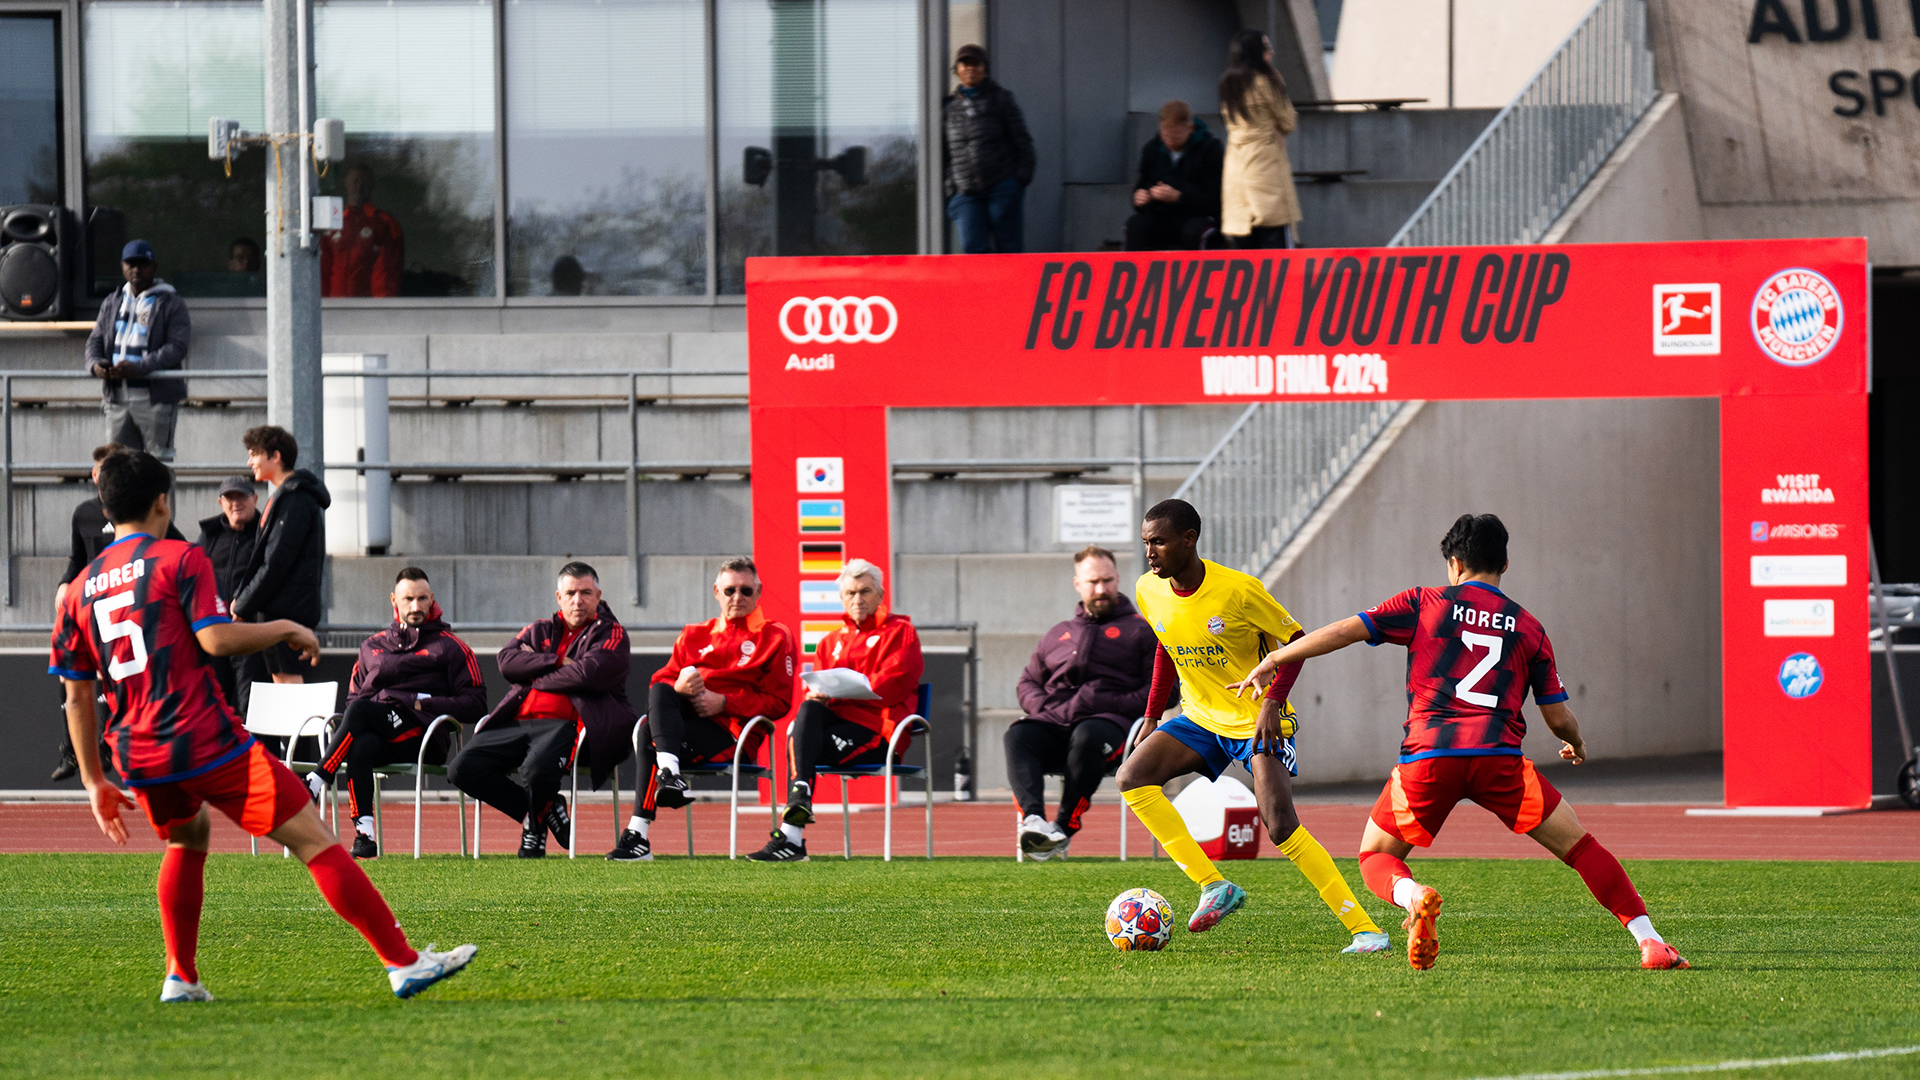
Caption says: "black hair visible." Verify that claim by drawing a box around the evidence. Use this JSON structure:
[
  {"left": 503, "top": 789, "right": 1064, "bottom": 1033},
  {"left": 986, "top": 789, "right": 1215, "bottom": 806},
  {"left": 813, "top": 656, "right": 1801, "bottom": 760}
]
[
  {"left": 1144, "top": 498, "right": 1203, "bottom": 538},
  {"left": 1440, "top": 514, "right": 1509, "bottom": 574},
  {"left": 96, "top": 451, "right": 173, "bottom": 524},
  {"left": 1219, "top": 28, "right": 1285, "bottom": 124},
  {"left": 394, "top": 566, "right": 431, "bottom": 586},
  {"left": 558, "top": 560, "right": 599, "bottom": 584},
  {"left": 92, "top": 442, "right": 129, "bottom": 464},
  {"left": 242, "top": 424, "right": 298, "bottom": 470}
]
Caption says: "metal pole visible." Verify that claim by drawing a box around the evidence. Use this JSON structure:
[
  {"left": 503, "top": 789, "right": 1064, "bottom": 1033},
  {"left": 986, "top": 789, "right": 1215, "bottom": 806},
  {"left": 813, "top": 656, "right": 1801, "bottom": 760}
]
[
  {"left": 2, "top": 375, "right": 12, "bottom": 607},
  {"left": 628, "top": 372, "right": 640, "bottom": 605},
  {"left": 265, "top": 0, "right": 325, "bottom": 470}
]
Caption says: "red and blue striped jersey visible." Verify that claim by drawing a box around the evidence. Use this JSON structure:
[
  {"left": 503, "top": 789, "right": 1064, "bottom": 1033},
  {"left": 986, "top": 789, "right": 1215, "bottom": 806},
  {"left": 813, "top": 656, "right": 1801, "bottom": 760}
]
[
  {"left": 1357, "top": 581, "right": 1568, "bottom": 763},
  {"left": 49, "top": 534, "right": 251, "bottom": 786}
]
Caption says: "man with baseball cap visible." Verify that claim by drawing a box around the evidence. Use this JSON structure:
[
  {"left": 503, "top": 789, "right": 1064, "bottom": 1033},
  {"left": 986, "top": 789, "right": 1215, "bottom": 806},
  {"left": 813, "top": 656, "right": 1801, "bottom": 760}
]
[
  {"left": 85, "top": 240, "right": 190, "bottom": 462},
  {"left": 196, "top": 474, "right": 266, "bottom": 714}
]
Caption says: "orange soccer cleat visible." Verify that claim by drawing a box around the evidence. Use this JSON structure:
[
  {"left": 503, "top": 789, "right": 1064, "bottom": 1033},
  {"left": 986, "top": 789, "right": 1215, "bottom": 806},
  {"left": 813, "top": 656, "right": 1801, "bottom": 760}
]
[
  {"left": 1640, "top": 940, "right": 1690, "bottom": 970},
  {"left": 1402, "top": 885, "right": 1443, "bottom": 970}
]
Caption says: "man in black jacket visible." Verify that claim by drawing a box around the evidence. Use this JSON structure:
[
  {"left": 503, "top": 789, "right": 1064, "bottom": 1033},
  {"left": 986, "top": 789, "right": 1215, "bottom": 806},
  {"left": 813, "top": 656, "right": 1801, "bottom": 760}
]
[
  {"left": 1008, "top": 546, "right": 1173, "bottom": 860},
  {"left": 1125, "top": 100, "right": 1225, "bottom": 252},
  {"left": 942, "top": 44, "right": 1035, "bottom": 254},
  {"left": 85, "top": 240, "right": 189, "bottom": 461},
  {"left": 197, "top": 474, "right": 266, "bottom": 714},
  {"left": 232, "top": 425, "right": 329, "bottom": 684}
]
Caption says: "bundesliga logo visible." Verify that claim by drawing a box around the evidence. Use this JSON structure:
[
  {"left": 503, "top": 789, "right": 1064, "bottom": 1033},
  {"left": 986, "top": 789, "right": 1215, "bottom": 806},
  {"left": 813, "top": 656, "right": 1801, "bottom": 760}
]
[{"left": 1751, "top": 268, "right": 1841, "bottom": 366}]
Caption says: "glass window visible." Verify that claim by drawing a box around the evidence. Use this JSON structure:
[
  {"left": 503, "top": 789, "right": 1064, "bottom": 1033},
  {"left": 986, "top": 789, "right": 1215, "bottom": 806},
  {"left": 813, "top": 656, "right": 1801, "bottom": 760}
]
[
  {"left": 717, "top": 0, "right": 919, "bottom": 294},
  {"left": 0, "top": 15, "right": 63, "bottom": 207},
  {"left": 314, "top": 0, "right": 496, "bottom": 297},
  {"left": 83, "top": 1, "right": 269, "bottom": 297},
  {"left": 505, "top": 0, "right": 706, "bottom": 297}
]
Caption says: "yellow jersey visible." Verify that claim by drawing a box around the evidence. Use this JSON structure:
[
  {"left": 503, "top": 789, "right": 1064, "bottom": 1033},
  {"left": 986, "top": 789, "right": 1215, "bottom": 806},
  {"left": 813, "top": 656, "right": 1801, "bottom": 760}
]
[{"left": 1136, "top": 560, "right": 1306, "bottom": 740}]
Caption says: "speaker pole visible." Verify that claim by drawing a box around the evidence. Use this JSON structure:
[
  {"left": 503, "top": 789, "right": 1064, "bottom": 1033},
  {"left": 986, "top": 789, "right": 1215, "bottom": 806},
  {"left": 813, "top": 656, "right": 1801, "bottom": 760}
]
[{"left": 264, "top": 0, "right": 323, "bottom": 470}]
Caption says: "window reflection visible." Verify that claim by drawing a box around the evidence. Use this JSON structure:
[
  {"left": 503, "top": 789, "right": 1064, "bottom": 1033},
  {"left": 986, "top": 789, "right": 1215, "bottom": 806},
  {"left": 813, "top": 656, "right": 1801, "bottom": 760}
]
[
  {"left": 506, "top": 0, "right": 706, "bottom": 297},
  {"left": 717, "top": 0, "right": 919, "bottom": 294},
  {"left": 0, "top": 15, "right": 63, "bottom": 207}
]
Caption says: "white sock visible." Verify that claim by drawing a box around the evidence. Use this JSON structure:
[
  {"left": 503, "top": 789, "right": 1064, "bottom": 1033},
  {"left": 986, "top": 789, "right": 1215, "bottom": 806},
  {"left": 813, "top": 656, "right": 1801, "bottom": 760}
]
[
  {"left": 625, "top": 816, "right": 650, "bottom": 838},
  {"left": 657, "top": 753, "right": 681, "bottom": 776},
  {"left": 780, "top": 822, "right": 805, "bottom": 844},
  {"left": 355, "top": 815, "right": 375, "bottom": 839},
  {"left": 1391, "top": 876, "right": 1423, "bottom": 912},
  {"left": 1626, "top": 915, "right": 1662, "bottom": 944}
]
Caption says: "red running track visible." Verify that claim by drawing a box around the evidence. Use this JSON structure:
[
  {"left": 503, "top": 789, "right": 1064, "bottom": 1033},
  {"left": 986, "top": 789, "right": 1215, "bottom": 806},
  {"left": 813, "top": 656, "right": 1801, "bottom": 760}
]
[{"left": 2, "top": 800, "right": 1915, "bottom": 860}]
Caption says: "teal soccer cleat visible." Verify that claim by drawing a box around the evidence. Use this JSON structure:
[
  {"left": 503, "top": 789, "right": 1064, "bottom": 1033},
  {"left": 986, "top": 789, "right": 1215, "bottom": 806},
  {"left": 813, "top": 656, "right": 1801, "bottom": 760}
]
[{"left": 1187, "top": 880, "right": 1247, "bottom": 933}]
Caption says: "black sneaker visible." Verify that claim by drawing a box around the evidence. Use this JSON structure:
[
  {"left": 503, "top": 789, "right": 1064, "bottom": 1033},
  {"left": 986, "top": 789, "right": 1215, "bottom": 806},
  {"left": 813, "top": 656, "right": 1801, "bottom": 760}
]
[
  {"left": 543, "top": 796, "right": 572, "bottom": 851},
  {"left": 50, "top": 740, "right": 78, "bottom": 782},
  {"left": 782, "top": 782, "right": 815, "bottom": 827},
  {"left": 350, "top": 833, "right": 378, "bottom": 860},
  {"left": 517, "top": 822, "right": 547, "bottom": 859},
  {"left": 746, "top": 832, "right": 809, "bottom": 862},
  {"left": 654, "top": 769, "right": 692, "bottom": 810},
  {"left": 607, "top": 829, "right": 653, "bottom": 862}
]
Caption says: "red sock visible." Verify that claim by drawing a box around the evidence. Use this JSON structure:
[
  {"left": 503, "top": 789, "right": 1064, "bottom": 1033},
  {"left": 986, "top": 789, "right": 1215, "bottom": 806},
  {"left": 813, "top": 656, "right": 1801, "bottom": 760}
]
[
  {"left": 158, "top": 847, "right": 207, "bottom": 982},
  {"left": 1357, "top": 850, "right": 1412, "bottom": 904},
  {"left": 1561, "top": 833, "right": 1647, "bottom": 927},
  {"left": 306, "top": 845, "right": 417, "bottom": 968}
]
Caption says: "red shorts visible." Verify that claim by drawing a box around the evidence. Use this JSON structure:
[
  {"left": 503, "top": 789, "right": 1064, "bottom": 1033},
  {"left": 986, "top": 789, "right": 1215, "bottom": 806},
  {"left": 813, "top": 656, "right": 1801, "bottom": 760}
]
[
  {"left": 1368, "top": 754, "right": 1562, "bottom": 847},
  {"left": 133, "top": 741, "right": 313, "bottom": 840}
]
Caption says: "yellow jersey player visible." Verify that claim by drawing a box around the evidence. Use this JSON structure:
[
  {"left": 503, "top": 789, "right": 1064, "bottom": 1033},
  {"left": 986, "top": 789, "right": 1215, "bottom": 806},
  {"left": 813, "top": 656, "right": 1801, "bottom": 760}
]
[{"left": 1121, "top": 498, "right": 1388, "bottom": 953}]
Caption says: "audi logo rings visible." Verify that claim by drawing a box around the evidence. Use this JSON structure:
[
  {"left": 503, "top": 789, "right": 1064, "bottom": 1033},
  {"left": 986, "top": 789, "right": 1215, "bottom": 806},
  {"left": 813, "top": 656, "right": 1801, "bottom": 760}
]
[{"left": 779, "top": 295, "right": 898, "bottom": 344}]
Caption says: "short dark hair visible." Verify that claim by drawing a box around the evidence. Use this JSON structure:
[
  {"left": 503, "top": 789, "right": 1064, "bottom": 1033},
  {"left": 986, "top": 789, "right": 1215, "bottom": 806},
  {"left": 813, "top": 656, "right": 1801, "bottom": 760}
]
[
  {"left": 92, "top": 442, "right": 128, "bottom": 464},
  {"left": 1073, "top": 545, "right": 1116, "bottom": 566},
  {"left": 955, "top": 43, "right": 987, "bottom": 67},
  {"left": 242, "top": 425, "right": 298, "bottom": 470},
  {"left": 1144, "top": 498, "right": 1202, "bottom": 538},
  {"left": 96, "top": 451, "right": 173, "bottom": 524},
  {"left": 718, "top": 557, "right": 757, "bottom": 577},
  {"left": 1440, "top": 514, "right": 1509, "bottom": 574},
  {"left": 558, "top": 560, "right": 599, "bottom": 584},
  {"left": 394, "top": 567, "right": 430, "bottom": 586}
]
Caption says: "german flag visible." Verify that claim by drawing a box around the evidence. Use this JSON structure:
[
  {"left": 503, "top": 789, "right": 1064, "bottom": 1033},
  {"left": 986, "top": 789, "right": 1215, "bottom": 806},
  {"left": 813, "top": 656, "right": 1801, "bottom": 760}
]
[{"left": 801, "top": 541, "right": 844, "bottom": 574}]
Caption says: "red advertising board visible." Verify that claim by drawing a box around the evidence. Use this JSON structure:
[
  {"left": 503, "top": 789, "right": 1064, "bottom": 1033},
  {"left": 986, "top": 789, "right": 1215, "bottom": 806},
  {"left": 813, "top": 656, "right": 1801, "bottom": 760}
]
[{"left": 747, "top": 238, "right": 1871, "bottom": 810}]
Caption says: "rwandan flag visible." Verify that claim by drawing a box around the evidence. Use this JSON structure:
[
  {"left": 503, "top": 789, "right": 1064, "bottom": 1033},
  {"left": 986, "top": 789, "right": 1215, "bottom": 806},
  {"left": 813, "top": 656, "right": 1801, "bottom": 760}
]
[{"left": 799, "top": 499, "right": 844, "bottom": 533}]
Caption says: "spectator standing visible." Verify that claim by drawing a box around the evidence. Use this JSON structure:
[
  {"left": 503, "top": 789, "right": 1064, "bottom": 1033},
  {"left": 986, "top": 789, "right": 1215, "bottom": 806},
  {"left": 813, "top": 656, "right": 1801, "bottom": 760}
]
[
  {"left": 942, "top": 44, "right": 1035, "bottom": 255},
  {"left": 196, "top": 474, "right": 267, "bottom": 715},
  {"left": 1125, "top": 100, "right": 1225, "bottom": 252},
  {"left": 1218, "top": 30, "right": 1301, "bottom": 249},
  {"left": 320, "top": 164, "right": 404, "bottom": 297},
  {"left": 1008, "top": 546, "right": 1172, "bottom": 860},
  {"left": 85, "top": 240, "right": 189, "bottom": 461},
  {"left": 231, "top": 426, "right": 330, "bottom": 685}
]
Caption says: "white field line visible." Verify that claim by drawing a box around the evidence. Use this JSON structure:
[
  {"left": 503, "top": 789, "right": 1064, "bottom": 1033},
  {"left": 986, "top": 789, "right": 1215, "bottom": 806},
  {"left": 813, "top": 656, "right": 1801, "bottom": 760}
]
[{"left": 1461, "top": 1044, "right": 1920, "bottom": 1080}]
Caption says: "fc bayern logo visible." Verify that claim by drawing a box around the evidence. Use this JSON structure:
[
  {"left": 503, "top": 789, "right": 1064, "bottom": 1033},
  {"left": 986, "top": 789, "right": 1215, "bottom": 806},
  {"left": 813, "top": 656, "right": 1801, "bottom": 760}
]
[
  {"left": 1206, "top": 616, "right": 1226, "bottom": 634},
  {"left": 1778, "top": 652, "right": 1823, "bottom": 699},
  {"left": 1751, "top": 268, "right": 1841, "bottom": 366}
]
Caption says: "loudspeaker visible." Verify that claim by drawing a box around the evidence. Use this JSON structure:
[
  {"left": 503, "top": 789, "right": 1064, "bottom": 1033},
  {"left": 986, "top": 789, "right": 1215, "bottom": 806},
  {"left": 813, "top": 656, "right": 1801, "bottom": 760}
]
[{"left": 0, "top": 204, "right": 74, "bottom": 321}]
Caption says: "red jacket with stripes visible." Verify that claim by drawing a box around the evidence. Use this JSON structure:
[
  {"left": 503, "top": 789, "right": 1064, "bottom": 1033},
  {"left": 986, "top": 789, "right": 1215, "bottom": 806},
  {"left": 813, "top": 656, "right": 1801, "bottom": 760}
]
[
  {"left": 813, "top": 611, "right": 924, "bottom": 745},
  {"left": 348, "top": 603, "right": 488, "bottom": 725},
  {"left": 652, "top": 608, "right": 797, "bottom": 747}
]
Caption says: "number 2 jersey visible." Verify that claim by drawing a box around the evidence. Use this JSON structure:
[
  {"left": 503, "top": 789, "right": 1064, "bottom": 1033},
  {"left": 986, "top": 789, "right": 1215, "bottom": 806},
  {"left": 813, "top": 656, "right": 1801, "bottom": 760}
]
[
  {"left": 49, "top": 533, "right": 250, "bottom": 786},
  {"left": 1357, "top": 580, "right": 1568, "bottom": 763}
]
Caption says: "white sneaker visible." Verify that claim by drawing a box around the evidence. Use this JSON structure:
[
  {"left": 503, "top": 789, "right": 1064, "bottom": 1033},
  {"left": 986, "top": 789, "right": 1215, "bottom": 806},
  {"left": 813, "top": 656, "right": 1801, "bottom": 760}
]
[
  {"left": 1019, "top": 815, "right": 1067, "bottom": 857},
  {"left": 387, "top": 942, "right": 478, "bottom": 999},
  {"left": 160, "top": 974, "right": 213, "bottom": 1003}
]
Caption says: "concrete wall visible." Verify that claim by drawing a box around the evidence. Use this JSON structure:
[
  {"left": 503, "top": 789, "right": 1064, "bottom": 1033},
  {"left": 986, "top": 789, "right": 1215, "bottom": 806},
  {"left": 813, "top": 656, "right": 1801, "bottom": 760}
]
[
  {"left": 1542, "top": 94, "right": 1706, "bottom": 245},
  {"left": 1331, "top": 0, "right": 1595, "bottom": 107}
]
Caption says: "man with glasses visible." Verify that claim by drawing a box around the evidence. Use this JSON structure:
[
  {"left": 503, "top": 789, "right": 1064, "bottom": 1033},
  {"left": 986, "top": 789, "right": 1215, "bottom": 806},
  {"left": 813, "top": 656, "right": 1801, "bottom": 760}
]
[{"left": 609, "top": 558, "right": 796, "bottom": 862}]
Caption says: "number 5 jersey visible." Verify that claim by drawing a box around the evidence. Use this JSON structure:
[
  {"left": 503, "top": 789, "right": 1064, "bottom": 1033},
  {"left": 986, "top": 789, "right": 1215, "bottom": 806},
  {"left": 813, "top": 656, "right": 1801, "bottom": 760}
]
[
  {"left": 49, "top": 533, "right": 250, "bottom": 786},
  {"left": 1356, "top": 580, "right": 1568, "bottom": 764}
]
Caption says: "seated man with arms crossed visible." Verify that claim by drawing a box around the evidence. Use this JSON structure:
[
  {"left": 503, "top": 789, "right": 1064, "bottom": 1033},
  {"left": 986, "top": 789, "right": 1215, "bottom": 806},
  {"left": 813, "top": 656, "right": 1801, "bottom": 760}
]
[
  {"left": 449, "top": 561, "right": 636, "bottom": 858},
  {"left": 1009, "top": 545, "right": 1170, "bottom": 860},
  {"left": 608, "top": 557, "right": 796, "bottom": 861},
  {"left": 308, "top": 567, "right": 488, "bottom": 859},
  {"left": 748, "top": 558, "right": 923, "bottom": 862}
]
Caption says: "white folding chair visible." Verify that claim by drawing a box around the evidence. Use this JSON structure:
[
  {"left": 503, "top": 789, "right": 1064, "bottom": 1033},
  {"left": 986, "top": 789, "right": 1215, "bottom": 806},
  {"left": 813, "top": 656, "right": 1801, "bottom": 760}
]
[
  {"left": 241, "top": 681, "right": 341, "bottom": 857},
  {"left": 1013, "top": 715, "right": 1152, "bottom": 862},
  {"left": 367, "top": 715, "right": 468, "bottom": 859},
  {"left": 787, "top": 684, "right": 934, "bottom": 861},
  {"left": 566, "top": 725, "right": 623, "bottom": 859},
  {"left": 632, "top": 715, "right": 776, "bottom": 859}
]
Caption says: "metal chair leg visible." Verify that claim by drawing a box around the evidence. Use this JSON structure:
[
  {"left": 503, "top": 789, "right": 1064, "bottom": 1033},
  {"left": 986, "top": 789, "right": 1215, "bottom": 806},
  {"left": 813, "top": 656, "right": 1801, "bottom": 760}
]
[
  {"left": 373, "top": 774, "right": 383, "bottom": 853},
  {"left": 687, "top": 801, "right": 695, "bottom": 857},
  {"left": 924, "top": 743, "right": 933, "bottom": 861},
  {"left": 841, "top": 780, "right": 851, "bottom": 860}
]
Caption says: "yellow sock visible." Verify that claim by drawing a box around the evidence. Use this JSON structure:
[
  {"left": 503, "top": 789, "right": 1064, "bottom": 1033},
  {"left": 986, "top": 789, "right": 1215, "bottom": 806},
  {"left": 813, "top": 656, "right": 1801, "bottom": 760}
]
[
  {"left": 1121, "top": 785, "right": 1224, "bottom": 887},
  {"left": 1278, "top": 825, "right": 1382, "bottom": 937}
]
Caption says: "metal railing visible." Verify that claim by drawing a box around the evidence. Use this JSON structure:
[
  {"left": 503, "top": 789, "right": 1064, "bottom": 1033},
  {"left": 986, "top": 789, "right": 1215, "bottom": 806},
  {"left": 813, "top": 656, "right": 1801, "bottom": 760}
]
[{"left": 1388, "top": 0, "right": 1658, "bottom": 248}]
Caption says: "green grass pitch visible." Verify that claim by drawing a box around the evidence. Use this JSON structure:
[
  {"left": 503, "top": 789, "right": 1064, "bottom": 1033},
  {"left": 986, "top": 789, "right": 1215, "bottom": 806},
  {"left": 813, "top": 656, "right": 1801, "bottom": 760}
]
[{"left": 2, "top": 854, "right": 1916, "bottom": 1079}]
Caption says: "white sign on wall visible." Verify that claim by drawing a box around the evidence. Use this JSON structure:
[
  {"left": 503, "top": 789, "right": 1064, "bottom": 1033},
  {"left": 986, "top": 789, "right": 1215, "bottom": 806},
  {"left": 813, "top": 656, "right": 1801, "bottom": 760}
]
[
  {"left": 1055, "top": 486, "right": 1135, "bottom": 544},
  {"left": 1763, "top": 598, "right": 1834, "bottom": 638},
  {"left": 1750, "top": 555, "right": 1847, "bottom": 587}
]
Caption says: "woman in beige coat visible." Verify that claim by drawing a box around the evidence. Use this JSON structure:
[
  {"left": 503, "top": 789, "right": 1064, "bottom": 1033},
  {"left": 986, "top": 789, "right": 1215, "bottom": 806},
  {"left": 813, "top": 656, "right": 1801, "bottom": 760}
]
[{"left": 1219, "top": 29, "right": 1300, "bottom": 248}]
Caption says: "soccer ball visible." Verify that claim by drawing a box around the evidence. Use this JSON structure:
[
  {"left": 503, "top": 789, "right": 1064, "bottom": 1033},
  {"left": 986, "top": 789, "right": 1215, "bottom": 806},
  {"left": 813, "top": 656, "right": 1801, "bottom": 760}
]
[{"left": 1105, "top": 887, "right": 1174, "bottom": 951}]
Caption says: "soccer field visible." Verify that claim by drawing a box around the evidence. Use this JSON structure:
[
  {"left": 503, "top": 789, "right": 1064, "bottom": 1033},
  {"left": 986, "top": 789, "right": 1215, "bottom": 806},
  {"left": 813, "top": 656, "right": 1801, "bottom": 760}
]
[{"left": 1, "top": 855, "right": 1915, "bottom": 1079}]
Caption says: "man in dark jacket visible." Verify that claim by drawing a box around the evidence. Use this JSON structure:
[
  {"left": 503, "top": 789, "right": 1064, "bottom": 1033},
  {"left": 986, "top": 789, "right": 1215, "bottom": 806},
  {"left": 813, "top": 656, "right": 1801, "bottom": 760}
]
[
  {"left": 449, "top": 561, "right": 637, "bottom": 858},
  {"left": 232, "top": 425, "right": 329, "bottom": 683},
  {"left": 308, "top": 568, "right": 487, "bottom": 859},
  {"left": 196, "top": 474, "right": 266, "bottom": 715},
  {"left": 1008, "top": 546, "right": 1172, "bottom": 860},
  {"left": 85, "top": 240, "right": 189, "bottom": 461},
  {"left": 942, "top": 44, "right": 1035, "bottom": 254},
  {"left": 1125, "top": 100, "right": 1225, "bottom": 252}
]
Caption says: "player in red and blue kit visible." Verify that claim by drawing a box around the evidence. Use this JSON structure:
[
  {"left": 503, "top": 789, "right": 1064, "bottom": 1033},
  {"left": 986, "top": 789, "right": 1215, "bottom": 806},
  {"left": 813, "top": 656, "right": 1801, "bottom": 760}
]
[
  {"left": 50, "top": 450, "right": 476, "bottom": 1002},
  {"left": 1230, "top": 514, "right": 1687, "bottom": 972}
]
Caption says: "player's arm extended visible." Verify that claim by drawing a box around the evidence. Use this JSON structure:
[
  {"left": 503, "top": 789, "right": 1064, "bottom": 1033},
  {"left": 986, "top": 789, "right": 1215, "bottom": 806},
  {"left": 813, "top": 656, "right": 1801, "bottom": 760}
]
[
  {"left": 196, "top": 619, "right": 320, "bottom": 665},
  {"left": 1537, "top": 701, "right": 1587, "bottom": 764},
  {"left": 1227, "top": 616, "right": 1372, "bottom": 697},
  {"left": 60, "top": 677, "right": 137, "bottom": 844}
]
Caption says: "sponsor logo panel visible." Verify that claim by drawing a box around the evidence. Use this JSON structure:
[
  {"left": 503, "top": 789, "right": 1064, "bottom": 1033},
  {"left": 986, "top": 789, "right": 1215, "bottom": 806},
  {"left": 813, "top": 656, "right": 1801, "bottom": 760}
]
[
  {"left": 1751, "top": 268, "right": 1842, "bottom": 366},
  {"left": 1763, "top": 599, "right": 1834, "bottom": 637},
  {"left": 1653, "top": 283, "right": 1720, "bottom": 355},
  {"left": 1777, "top": 652, "right": 1824, "bottom": 698},
  {"left": 779, "top": 296, "right": 897, "bottom": 345},
  {"left": 1750, "top": 555, "right": 1847, "bottom": 587},
  {"left": 1760, "top": 473, "right": 1834, "bottom": 504}
]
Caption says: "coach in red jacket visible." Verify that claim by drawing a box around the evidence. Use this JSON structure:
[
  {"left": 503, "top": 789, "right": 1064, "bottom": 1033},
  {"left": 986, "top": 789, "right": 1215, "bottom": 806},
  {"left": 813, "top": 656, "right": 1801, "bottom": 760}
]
[
  {"left": 309, "top": 567, "right": 486, "bottom": 859},
  {"left": 1009, "top": 545, "right": 1171, "bottom": 860},
  {"left": 748, "top": 557, "right": 923, "bottom": 862},
  {"left": 608, "top": 557, "right": 795, "bottom": 861},
  {"left": 448, "top": 561, "right": 637, "bottom": 858}
]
